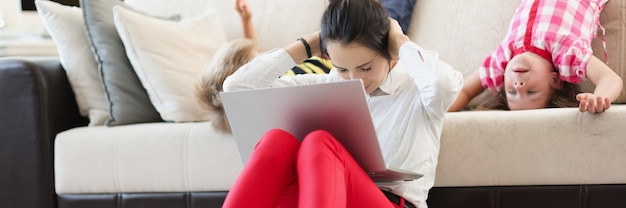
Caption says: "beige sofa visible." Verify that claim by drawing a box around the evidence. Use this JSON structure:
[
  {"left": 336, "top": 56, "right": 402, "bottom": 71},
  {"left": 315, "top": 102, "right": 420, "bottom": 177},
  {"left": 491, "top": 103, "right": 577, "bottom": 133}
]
[{"left": 2, "top": 0, "right": 625, "bottom": 207}]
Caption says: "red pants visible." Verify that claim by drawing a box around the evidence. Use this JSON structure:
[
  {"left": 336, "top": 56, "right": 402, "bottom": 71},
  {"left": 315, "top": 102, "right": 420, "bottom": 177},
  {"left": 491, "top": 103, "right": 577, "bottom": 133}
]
[{"left": 223, "top": 129, "right": 403, "bottom": 208}]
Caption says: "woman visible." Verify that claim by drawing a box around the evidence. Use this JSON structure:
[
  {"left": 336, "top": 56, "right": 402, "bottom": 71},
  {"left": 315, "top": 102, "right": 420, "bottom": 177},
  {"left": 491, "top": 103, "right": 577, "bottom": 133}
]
[{"left": 222, "top": 0, "right": 463, "bottom": 207}]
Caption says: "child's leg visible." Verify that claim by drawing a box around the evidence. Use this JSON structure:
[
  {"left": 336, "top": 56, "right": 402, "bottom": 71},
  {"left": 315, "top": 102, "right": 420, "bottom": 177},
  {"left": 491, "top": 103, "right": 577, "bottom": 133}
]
[
  {"left": 296, "top": 130, "right": 395, "bottom": 208},
  {"left": 223, "top": 129, "right": 300, "bottom": 208}
]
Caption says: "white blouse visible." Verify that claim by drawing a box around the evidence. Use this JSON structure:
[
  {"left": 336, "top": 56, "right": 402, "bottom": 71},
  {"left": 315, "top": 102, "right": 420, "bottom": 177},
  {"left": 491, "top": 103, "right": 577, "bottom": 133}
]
[{"left": 223, "top": 42, "right": 463, "bottom": 208}]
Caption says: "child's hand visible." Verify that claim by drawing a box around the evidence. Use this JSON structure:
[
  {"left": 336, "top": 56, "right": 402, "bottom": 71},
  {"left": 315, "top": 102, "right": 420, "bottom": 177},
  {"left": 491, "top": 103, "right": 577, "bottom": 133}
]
[
  {"left": 576, "top": 93, "right": 611, "bottom": 113},
  {"left": 235, "top": 0, "right": 252, "bottom": 21}
]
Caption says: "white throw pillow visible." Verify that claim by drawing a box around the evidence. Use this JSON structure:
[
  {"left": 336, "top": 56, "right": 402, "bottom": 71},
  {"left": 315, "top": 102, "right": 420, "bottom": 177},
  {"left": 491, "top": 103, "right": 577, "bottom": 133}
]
[
  {"left": 113, "top": 5, "right": 227, "bottom": 122},
  {"left": 35, "top": 0, "right": 110, "bottom": 126}
]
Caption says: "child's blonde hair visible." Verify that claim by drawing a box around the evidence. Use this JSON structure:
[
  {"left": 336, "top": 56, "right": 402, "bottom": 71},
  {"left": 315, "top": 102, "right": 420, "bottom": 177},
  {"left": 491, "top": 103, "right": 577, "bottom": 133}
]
[{"left": 196, "top": 39, "right": 258, "bottom": 133}]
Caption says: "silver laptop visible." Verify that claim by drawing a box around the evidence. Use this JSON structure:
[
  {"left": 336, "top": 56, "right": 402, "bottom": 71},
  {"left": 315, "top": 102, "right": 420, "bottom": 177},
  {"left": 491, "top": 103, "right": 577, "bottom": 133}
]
[{"left": 220, "top": 80, "right": 422, "bottom": 182}]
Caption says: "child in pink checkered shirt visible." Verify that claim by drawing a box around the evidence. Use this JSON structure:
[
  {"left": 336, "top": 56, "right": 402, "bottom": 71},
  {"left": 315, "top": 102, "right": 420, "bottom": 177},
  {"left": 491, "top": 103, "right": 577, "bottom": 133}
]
[{"left": 449, "top": 0, "right": 623, "bottom": 113}]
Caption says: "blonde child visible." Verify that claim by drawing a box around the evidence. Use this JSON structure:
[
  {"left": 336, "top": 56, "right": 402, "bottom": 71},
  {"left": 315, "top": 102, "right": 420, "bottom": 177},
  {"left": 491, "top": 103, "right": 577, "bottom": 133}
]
[
  {"left": 195, "top": 0, "right": 258, "bottom": 133},
  {"left": 196, "top": 0, "right": 331, "bottom": 133},
  {"left": 195, "top": 39, "right": 258, "bottom": 133}
]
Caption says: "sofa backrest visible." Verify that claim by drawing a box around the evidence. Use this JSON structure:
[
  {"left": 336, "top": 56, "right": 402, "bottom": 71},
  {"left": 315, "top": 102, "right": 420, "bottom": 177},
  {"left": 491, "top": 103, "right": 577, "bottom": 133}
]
[
  {"left": 124, "top": 0, "right": 327, "bottom": 52},
  {"left": 126, "top": 0, "right": 626, "bottom": 104},
  {"left": 124, "top": 0, "right": 512, "bottom": 77},
  {"left": 407, "top": 0, "right": 521, "bottom": 77}
]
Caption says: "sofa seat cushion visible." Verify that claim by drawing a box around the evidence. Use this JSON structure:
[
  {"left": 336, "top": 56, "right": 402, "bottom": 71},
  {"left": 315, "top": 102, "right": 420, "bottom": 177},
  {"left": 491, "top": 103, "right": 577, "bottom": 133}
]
[
  {"left": 54, "top": 122, "right": 243, "bottom": 194},
  {"left": 437, "top": 105, "right": 626, "bottom": 187}
]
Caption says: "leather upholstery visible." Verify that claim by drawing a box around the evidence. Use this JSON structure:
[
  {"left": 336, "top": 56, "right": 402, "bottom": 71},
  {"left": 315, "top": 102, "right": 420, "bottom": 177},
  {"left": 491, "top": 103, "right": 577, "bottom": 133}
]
[
  {"left": 56, "top": 185, "right": 626, "bottom": 208},
  {"left": 58, "top": 192, "right": 228, "bottom": 208},
  {"left": 428, "top": 185, "right": 626, "bottom": 208},
  {"left": 0, "top": 58, "right": 87, "bottom": 208}
]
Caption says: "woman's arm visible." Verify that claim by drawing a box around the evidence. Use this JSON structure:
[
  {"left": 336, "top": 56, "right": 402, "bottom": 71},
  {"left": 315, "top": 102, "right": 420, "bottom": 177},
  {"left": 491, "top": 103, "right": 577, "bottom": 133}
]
[
  {"left": 576, "top": 56, "right": 623, "bottom": 113},
  {"left": 388, "top": 19, "right": 463, "bottom": 115},
  {"left": 223, "top": 32, "right": 332, "bottom": 92},
  {"left": 283, "top": 32, "right": 322, "bottom": 64},
  {"left": 448, "top": 70, "right": 485, "bottom": 112}
]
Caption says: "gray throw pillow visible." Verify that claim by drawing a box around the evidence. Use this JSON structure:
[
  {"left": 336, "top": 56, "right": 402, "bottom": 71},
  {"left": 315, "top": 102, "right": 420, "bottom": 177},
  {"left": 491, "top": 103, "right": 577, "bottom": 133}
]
[{"left": 81, "top": 0, "right": 162, "bottom": 126}]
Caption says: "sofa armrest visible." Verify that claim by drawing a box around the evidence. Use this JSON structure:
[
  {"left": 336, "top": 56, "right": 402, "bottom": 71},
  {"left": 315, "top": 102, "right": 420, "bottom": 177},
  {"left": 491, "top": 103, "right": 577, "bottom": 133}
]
[{"left": 0, "top": 57, "right": 88, "bottom": 208}]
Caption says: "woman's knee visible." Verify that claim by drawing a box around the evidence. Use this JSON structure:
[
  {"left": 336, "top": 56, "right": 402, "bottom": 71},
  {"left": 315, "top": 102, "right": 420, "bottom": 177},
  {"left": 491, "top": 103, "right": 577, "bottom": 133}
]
[
  {"left": 303, "top": 130, "right": 334, "bottom": 142},
  {"left": 300, "top": 130, "right": 342, "bottom": 154},
  {"left": 263, "top": 128, "right": 294, "bottom": 137},
  {"left": 297, "top": 130, "right": 348, "bottom": 171},
  {"left": 259, "top": 129, "right": 298, "bottom": 143},
  {"left": 253, "top": 128, "right": 300, "bottom": 158},
  {"left": 258, "top": 128, "right": 299, "bottom": 146}
]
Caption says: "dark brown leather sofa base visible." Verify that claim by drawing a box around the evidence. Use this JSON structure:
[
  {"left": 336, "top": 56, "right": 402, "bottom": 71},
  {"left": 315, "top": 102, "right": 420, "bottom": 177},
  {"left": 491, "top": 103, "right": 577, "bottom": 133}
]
[
  {"left": 58, "top": 192, "right": 228, "bottom": 208},
  {"left": 0, "top": 58, "right": 87, "bottom": 208},
  {"left": 428, "top": 184, "right": 626, "bottom": 208},
  {"left": 57, "top": 184, "right": 626, "bottom": 208}
]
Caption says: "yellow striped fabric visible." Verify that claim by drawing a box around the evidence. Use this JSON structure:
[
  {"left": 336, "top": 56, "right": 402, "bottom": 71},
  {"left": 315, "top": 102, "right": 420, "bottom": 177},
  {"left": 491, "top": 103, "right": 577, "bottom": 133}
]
[{"left": 283, "top": 56, "right": 332, "bottom": 76}]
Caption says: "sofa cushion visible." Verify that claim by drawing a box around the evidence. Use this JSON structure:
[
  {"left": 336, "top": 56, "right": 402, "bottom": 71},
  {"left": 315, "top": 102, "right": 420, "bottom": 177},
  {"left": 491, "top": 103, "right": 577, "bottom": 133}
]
[
  {"left": 113, "top": 6, "right": 227, "bottom": 122},
  {"left": 54, "top": 122, "right": 243, "bottom": 194},
  {"left": 35, "top": 0, "right": 109, "bottom": 126},
  {"left": 54, "top": 106, "right": 626, "bottom": 193},
  {"left": 81, "top": 0, "right": 162, "bottom": 126},
  {"left": 438, "top": 105, "right": 626, "bottom": 187}
]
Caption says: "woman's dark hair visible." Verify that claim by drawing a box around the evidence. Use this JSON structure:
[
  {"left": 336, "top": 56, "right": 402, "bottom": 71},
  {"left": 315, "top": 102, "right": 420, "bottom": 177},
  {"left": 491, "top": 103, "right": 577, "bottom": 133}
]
[
  {"left": 475, "top": 82, "right": 582, "bottom": 110},
  {"left": 320, "top": 0, "right": 390, "bottom": 60}
]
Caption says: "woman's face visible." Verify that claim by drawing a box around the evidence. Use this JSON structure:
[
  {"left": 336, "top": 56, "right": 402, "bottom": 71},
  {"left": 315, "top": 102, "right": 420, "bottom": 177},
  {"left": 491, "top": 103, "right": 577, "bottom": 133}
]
[
  {"left": 504, "top": 52, "right": 558, "bottom": 110},
  {"left": 326, "top": 41, "right": 390, "bottom": 94}
]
